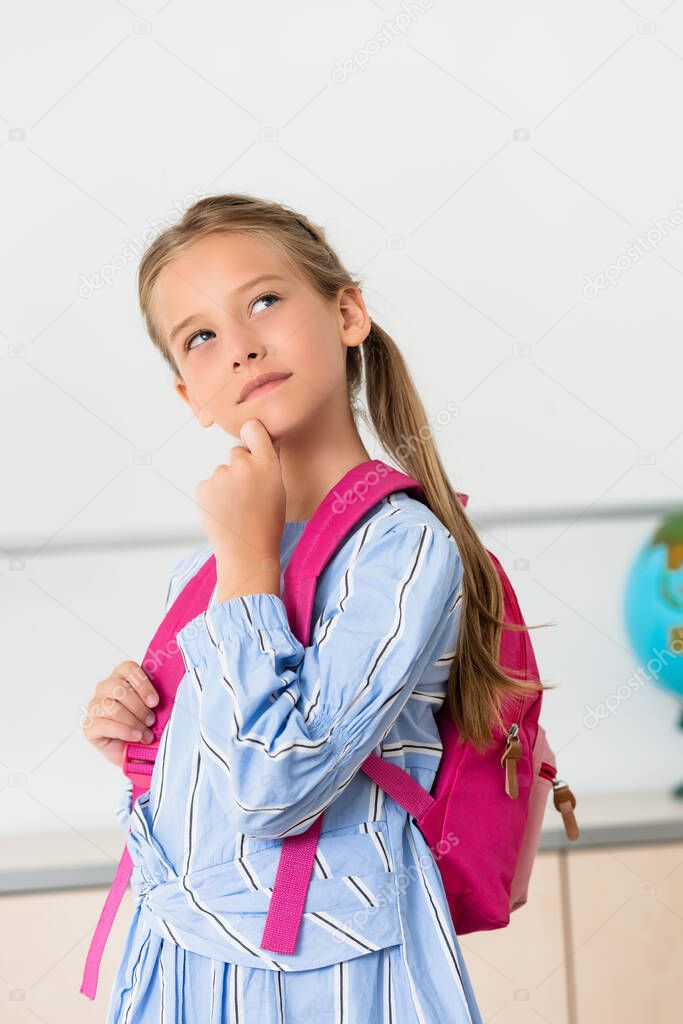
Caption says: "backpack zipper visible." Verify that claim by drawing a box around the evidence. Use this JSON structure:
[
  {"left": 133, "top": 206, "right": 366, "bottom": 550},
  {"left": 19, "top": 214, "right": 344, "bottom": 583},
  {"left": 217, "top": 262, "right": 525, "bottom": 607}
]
[
  {"left": 551, "top": 776, "right": 579, "bottom": 839},
  {"left": 500, "top": 688, "right": 526, "bottom": 799},
  {"left": 500, "top": 721, "right": 523, "bottom": 798},
  {"left": 502, "top": 716, "right": 579, "bottom": 840},
  {"left": 539, "top": 760, "right": 580, "bottom": 839}
]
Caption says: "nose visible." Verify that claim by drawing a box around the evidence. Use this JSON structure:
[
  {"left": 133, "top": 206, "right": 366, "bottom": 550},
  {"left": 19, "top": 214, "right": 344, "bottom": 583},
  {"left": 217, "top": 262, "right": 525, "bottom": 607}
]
[
  {"left": 230, "top": 342, "right": 268, "bottom": 402},
  {"left": 223, "top": 327, "right": 269, "bottom": 370},
  {"left": 233, "top": 350, "right": 262, "bottom": 369}
]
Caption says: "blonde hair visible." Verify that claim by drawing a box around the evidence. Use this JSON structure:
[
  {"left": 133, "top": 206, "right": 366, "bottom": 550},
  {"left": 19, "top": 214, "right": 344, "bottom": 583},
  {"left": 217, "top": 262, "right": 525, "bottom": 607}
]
[{"left": 138, "top": 193, "right": 554, "bottom": 753}]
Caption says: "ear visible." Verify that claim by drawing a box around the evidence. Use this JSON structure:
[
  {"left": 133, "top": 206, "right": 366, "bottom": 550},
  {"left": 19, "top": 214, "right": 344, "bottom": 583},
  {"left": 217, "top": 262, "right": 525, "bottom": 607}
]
[
  {"left": 174, "top": 377, "right": 214, "bottom": 428},
  {"left": 337, "top": 285, "right": 370, "bottom": 351}
]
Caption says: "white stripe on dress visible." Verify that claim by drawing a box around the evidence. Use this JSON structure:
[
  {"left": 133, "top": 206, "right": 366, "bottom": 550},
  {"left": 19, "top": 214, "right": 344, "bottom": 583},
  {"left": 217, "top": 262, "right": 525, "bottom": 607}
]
[
  {"left": 361, "top": 821, "right": 393, "bottom": 872},
  {"left": 235, "top": 832, "right": 261, "bottom": 892},
  {"left": 342, "top": 874, "right": 378, "bottom": 908},
  {"left": 209, "top": 959, "right": 218, "bottom": 1023},
  {"left": 158, "top": 941, "right": 166, "bottom": 1024},
  {"left": 334, "top": 959, "right": 349, "bottom": 1024},
  {"left": 120, "top": 929, "right": 151, "bottom": 1024},
  {"left": 151, "top": 721, "right": 170, "bottom": 829},
  {"left": 275, "top": 969, "right": 285, "bottom": 1023},
  {"left": 381, "top": 740, "right": 443, "bottom": 758},
  {"left": 382, "top": 946, "right": 394, "bottom": 1024},
  {"left": 228, "top": 963, "right": 244, "bottom": 1023},
  {"left": 314, "top": 846, "right": 333, "bottom": 878},
  {"left": 409, "top": 689, "right": 446, "bottom": 704}
]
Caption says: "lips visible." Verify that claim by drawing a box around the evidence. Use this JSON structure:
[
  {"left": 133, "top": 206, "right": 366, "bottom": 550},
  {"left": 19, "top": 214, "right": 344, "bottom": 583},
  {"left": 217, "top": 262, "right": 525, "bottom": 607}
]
[{"left": 238, "top": 371, "right": 292, "bottom": 403}]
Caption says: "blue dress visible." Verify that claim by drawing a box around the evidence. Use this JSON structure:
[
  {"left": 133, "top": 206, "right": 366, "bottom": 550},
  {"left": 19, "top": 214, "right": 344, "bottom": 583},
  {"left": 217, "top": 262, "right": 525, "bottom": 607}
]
[{"left": 106, "top": 490, "right": 484, "bottom": 1023}]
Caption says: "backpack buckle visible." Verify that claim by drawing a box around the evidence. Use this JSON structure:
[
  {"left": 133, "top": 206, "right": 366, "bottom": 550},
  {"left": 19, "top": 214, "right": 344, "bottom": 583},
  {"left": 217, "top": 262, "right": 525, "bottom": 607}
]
[{"left": 123, "top": 741, "right": 159, "bottom": 791}]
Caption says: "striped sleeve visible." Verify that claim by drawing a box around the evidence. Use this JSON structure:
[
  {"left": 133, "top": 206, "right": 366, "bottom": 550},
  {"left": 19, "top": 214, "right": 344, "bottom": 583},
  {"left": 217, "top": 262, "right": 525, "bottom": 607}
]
[{"left": 175, "top": 517, "right": 463, "bottom": 839}]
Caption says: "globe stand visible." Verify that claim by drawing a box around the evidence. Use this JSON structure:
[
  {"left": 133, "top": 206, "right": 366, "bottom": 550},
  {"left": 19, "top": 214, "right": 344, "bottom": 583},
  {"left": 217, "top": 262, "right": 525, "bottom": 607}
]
[{"left": 673, "top": 703, "right": 683, "bottom": 800}]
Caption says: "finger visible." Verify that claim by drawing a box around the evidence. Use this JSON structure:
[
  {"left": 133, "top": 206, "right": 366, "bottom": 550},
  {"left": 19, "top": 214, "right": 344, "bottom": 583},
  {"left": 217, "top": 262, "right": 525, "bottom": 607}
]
[
  {"left": 105, "top": 675, "right": 155, "bottom": 724},
  {"left": 239, "top": 418, "right": 277, "bottom": 459},
  {"left": 86, "top": 716, "right": 155, "bottom": 745},
  {"left": 119, "top": 662, "right": 159, "bottom": 708},
  {"left": 87, "top": 698, "right": 154, "bottom": 738}
]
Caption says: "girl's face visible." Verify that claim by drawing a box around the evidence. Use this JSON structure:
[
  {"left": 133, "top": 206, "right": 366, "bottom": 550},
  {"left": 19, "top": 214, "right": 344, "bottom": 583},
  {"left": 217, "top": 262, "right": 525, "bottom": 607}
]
[{"left": 151, "top": 231, "right": 369, "bottom": 441}]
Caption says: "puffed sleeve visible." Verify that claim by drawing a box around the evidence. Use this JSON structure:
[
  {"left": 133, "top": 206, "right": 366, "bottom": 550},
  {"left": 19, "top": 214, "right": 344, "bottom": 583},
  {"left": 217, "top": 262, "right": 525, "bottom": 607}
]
[{"left": 175, "top": 517, "right": 463, "bottom": 839}]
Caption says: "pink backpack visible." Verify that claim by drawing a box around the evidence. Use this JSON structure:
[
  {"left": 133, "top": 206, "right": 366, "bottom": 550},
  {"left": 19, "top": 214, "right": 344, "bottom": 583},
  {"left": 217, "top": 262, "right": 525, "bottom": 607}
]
[{"left": 80, "top": 459, "right": 579, "bottom": 1000}]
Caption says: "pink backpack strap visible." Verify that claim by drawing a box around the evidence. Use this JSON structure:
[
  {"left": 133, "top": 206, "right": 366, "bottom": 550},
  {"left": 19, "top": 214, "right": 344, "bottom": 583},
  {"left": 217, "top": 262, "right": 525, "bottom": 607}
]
[
  {"left": 360, "top": 753, "right": 435, "bottom": 820},
  {"left": 80, "top": 556, "right": 218, "bottom": 1000},
  {"left": 79, "top": 790, "right": 141, "bottom": 999},
  {"left": 259, "top": 460, "right": 429, "bottom": 954}
]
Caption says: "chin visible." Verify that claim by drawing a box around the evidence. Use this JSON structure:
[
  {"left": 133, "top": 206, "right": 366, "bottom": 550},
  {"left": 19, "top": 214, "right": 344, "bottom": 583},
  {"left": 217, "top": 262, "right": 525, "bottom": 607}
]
[
  {"left": 258, "top": 402, "right": 317, "bottom": 440},
  {"left": 221, "top": 401, "right": 307, "bottom": 441}
]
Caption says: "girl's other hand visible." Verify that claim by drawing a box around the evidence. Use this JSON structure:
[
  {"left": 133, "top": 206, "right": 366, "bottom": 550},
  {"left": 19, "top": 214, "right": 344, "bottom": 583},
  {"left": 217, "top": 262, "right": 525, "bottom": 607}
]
[{"left": 82, "top": 660, "right": 159, "bottom": 768}]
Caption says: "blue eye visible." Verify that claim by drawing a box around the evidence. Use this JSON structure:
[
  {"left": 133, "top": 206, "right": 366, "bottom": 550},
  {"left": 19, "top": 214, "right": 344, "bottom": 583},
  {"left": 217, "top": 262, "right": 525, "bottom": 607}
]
[
  {"left": 251, "top": 292, "right": 280, "bottom": 314},
  {"left": 184, "top": 329, "right": 215, "bottom": 352}
]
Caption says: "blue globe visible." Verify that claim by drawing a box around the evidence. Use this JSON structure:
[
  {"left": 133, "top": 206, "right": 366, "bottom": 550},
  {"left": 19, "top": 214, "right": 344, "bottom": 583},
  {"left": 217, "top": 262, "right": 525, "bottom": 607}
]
[{"left": 624, "top": 511, "right": 683, "bottom": 700}]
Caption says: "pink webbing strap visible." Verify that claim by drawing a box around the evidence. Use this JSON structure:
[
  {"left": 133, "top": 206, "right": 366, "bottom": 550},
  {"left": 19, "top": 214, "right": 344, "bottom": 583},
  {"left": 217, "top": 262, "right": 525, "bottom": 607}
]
[
  {"left": 79, "top": 782, "right": 145, "bottom": 999},
  {"left": 80, "top": 555, "right": 219, "bottom": 1001},
  {"left": 259, "top": 461, "right": 430, "bottom": 955},
  {"left": 258, "top": 812, "right": 324, "bottom": 953},
  {"left": 360, "top": 752, "right": 436, "bottom": 822}
]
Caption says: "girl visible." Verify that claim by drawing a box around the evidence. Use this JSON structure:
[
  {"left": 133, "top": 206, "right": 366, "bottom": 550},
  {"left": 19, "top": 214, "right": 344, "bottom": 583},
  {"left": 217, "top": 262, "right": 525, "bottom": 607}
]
[{"left": 84, "top": 194, "right": 540, "bottom": 1023}]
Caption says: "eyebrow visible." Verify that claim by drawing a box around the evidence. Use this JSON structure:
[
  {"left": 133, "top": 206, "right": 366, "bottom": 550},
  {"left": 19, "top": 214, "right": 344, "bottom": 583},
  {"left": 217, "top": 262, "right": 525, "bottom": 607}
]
[{"left": 168, "top": 273, "right": 289, "bottom": 347}]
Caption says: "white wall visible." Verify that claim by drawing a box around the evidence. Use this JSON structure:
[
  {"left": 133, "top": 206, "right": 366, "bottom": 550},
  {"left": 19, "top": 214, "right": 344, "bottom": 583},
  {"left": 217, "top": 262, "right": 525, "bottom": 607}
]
[{"left": 2, "top": 0, "right": 683, "bottom": 836}]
